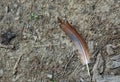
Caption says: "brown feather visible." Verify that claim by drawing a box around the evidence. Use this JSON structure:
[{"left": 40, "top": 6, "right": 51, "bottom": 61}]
[{"left": 58, "top": 17, "right": 91, "bottom": 77}]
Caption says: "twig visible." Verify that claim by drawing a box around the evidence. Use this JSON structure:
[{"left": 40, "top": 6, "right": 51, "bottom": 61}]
[
  {"left": 13, "top": 50, "right": 33, "bottom": 75},
  {"left": 13, "top": 54, "right": 23, "bottom": 75},
  {"left": 20, "top": 26, "right": 24, "bottom": 40}
]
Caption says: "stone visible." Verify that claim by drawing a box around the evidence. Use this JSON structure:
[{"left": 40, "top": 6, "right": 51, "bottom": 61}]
[
  {"left": 106, "top": 54, "right": 120, "bottom": 69},
  {"left": 0, "top": 69, "right": 3, "bottom": 77},
  {"left": 97, "top": 75, "right": 120, "bottom": 82},
  {"left": 47, "top": 74, "right": 52, "bottom": 79},
  {"left": 92, "top": 53, "right": 104, "bottom": 81},
  {"left": 106, "top": 44, "right": 114, "bottom": 55}
]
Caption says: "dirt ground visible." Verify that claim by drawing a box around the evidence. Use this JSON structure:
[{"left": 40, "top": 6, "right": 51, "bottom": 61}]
[{"left": 0, "top": 0, "right": 120, "bottom": 82}]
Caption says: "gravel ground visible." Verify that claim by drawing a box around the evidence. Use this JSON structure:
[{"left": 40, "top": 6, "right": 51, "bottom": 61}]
[{"left": 0, "top": 0, "right": 120, "bottom": 82}]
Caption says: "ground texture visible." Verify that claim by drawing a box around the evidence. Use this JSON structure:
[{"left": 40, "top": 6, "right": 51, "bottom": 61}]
[{"left": 0, "top": 0, "right": 120, "bottom": 82}]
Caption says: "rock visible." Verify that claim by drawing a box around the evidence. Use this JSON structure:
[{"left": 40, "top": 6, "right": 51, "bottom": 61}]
[
  {"left": 110, "top": 54, "right": 120, "bottom": 61},
  {"left": 14, "top": 17, "right": 20, "bottom": 20},
  {"left": 107, "top": 61, "right": 120, "bottom": 69},
  {"left": 106, "top": 44, "right": 114, "bottom": 55},
  {"left": 92, "top": 53, "right": 104, "bottom": 81},
  {"left": 16, "top": 8, "right": 21, "bottom": 16},
  {"left": 19, "top": 0, "right": 26, "bottom": 3},
  {"left": 0, "top": 69, "right": 3, "bottom": 77},
  {"left": 47, "top": 74, "right": 52, "bottom": 79},
  {"left": 5, "top": 6, "right": 9, "bottom": 13},
  {"left": 12, "top": 74, "right": 22, "bottom": 82},
  {"left": 97, "top": 75, "right": 120, "bottom": 82},
  {"left": 106, "top": 54, "right": 120, "bottom": 69}
]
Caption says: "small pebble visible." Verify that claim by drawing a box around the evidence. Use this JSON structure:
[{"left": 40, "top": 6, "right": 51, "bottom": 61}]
[
  {"left": 0, "top": 69, "right": 3, "bottom": 77},
  {"left": 5, "top": 6, "right": 9, "bottom": 13},
  {"left": 14, "top": 4, "right": 18, "bottom": 8},
  {"left": 14, "top": 16, "right": 20, "bottom": 20},
  {"left": 47, "top": 74, "right": 52, "bottom": 79},
  {"left": 106, "top": 44, "right": 114, "bottom": 55},
  {"left": 58, "top": 60, "right": 63, "bottom": 64}
]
